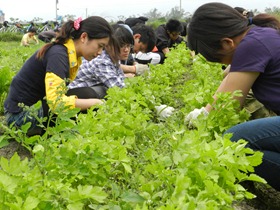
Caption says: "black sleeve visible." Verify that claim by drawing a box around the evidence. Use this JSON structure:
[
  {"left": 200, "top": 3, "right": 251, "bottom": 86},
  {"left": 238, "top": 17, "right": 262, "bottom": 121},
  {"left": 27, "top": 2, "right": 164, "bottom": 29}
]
[{"left": 155, "top": 25, "right": 169, "bottom": 52}]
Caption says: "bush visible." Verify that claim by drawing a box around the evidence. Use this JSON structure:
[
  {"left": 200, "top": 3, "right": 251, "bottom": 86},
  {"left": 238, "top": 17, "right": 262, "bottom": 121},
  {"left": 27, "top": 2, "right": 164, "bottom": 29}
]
[{"left": 0, "top": 32, "right": 22, "bottom": 42}]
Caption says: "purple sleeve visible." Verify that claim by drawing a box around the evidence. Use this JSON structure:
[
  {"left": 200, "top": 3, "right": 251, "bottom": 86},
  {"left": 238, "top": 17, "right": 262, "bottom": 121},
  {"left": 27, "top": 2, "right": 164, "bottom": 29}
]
[{"left": 230, "top": 37, "right": 271, "bottom": 73}]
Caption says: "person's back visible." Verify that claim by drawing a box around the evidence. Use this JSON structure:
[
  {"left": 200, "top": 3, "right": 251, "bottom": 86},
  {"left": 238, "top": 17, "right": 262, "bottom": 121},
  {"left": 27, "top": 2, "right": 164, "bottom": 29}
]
[
  {"left": 38, "top": 30, "right": 56, "bottom": 43},
  {"left": 124, "top": 16, "right": 148, "bottom": 28},
  {"left": 231, "top": 26, "right": 280, "bottom": 114}
]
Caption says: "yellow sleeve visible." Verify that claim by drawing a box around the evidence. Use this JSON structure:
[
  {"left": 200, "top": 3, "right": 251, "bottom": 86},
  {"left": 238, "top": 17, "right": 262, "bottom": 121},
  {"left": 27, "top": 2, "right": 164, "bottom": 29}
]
[
  {"left": 21, "top": 34, "right": 28, "bottom": 46},
  {"left": 45, "top": 72, "right": 77, "bottom": 112}
]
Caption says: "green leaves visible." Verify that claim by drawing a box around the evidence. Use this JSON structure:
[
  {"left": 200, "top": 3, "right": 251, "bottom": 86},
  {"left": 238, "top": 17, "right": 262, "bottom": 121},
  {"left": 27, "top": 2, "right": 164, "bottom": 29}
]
[{"left": 0, "top": 42, "right": 265, "bottom": 209}]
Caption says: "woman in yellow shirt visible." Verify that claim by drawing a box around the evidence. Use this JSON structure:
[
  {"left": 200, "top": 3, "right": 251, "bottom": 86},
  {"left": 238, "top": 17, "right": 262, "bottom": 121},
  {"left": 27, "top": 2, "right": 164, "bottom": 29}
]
[
  {"left": 5, "top": 16, "right": 118, "bottom": 134},
  {"left": 20, "top": 27, "right": 39, "bottom": 46}
]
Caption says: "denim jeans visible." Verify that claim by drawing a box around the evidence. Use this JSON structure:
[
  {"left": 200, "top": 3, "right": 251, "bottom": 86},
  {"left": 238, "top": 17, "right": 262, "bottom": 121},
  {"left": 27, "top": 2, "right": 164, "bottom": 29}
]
[
  {"left": 224, "top": 116, "right": 280, "bottom": 191},
  {"left": 4, "top": 106, "right": 44, "bottom": 130}
]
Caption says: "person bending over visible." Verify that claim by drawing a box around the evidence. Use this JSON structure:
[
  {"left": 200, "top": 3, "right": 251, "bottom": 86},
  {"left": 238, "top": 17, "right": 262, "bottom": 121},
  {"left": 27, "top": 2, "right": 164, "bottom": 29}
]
[
  {"left": 67, "top": 24, "right": 134, "bottom": 99},
  {"left": 4, "top": 16, "right": 116, "bottom": 134},
  {"left": 185, "top": 2, "right": 280, "bottom": 191}
]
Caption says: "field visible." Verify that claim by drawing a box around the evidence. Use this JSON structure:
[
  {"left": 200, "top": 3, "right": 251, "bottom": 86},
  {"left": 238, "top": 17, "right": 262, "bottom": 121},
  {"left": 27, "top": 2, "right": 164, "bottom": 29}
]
[{"left": 0, "top": 38, "right": 280, "bottom": 209}]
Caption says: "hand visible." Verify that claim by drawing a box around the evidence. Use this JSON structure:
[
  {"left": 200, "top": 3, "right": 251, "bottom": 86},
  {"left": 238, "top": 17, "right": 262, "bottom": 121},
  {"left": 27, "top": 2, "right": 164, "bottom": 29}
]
[
  {"left": 135, "top": 63, "right": 149, "bottom": 75},
  {"left": 185, "top": 107, "right": 209, "bottom": 128},
  {"left": 155, "top": 104, "right": 175, "bottom": 119}
]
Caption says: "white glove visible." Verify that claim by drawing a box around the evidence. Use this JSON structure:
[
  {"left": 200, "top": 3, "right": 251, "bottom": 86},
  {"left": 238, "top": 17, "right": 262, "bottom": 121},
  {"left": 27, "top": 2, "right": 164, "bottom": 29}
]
[
  {"left": 185, "top": 107, "right": 209, "bottom": 127},
  {"left": 155, "top": 104, "right": 175, "bottom": 119},
  {"left": 135, "top": 63, "right": 149, "bottom": 75}
]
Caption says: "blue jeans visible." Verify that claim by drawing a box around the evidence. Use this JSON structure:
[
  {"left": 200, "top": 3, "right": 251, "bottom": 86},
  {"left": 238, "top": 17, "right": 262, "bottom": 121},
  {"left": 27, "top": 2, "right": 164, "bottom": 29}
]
[
  {"left": 4, "top": 107, "right": 44, "bottom": 130},
  {"left": 224, "top": 116, "right": 280, "bottom": 191}
]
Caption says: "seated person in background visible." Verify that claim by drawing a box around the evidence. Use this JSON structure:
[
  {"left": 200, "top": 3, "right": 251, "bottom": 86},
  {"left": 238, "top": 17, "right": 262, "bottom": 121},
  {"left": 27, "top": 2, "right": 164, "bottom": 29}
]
[
  {"left": 20, "top": 27, "right": 39, "bottom": 46},
  {"left": 116, "top": 20, "right": 125, "bottom": 24},
  {"left": 38, "top": 27, "right": 60, "bottom": 43},
  {"left": 133, "top": 45, "right": 161, "bottom": 65},
  {"left": 67, "top": 24, "right": 135, "bottom": 99},
  {"left": 124, "top": 16, "right": 161, "bottom": 65},
  {"left": 154, "top": 19, "right": 185, "bottom": 64},
  {"left": 180, "top": 21, "right": 188, "bottom": 37},
  {"left": 68, "top": 23, "right": 174, "bottom": 118},
  {"left": 120, "top": 23, "right": 157, "bottom": 75},
  {"left": 124, "top": 16, "right": 148, "bottom": 28}
]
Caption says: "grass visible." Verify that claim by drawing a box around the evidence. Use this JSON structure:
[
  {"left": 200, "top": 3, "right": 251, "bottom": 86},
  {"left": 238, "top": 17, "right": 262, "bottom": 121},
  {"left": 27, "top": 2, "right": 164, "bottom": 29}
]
[{"left": 0, "top": 35, "right": 43, "bottom": 114}]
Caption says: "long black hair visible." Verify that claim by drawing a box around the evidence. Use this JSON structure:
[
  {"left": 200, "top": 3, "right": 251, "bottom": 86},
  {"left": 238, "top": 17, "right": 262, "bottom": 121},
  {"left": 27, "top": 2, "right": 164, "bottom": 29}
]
[
  {"left": 105, "top": 24, "right": 134, "bottom": 65},
  {"left": 187, "top": 2, "right": 280, "bottom": 63},
  {"left": 37, "top": 16, "right": 118, "bottom": 61},
  {"left": 112, "top": 24, "right": 134, "bottom": 47}
]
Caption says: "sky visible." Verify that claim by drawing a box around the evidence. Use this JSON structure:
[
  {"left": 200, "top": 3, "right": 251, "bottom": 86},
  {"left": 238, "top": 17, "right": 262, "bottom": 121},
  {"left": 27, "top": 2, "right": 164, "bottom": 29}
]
[{"left": 1, "top": 0, "right": 280, "bottom": 22}]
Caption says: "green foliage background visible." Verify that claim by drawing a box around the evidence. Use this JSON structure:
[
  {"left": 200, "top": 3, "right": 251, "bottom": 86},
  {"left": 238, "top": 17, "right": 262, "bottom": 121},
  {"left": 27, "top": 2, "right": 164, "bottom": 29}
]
[
  {"left": 0, "top": 37, "right": 43, "bottom": 114},
  {"left": 0, "top": 8, "right": 279, "bottom": 209},
  {"left": 0, "top": 40, "right": 266, "bottom": 209}
]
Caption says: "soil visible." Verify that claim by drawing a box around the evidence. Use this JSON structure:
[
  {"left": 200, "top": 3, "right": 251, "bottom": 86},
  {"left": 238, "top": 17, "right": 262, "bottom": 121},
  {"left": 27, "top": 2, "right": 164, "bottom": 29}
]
[{"left": 0, "top": 117, "right": 280, "bottom": 209}]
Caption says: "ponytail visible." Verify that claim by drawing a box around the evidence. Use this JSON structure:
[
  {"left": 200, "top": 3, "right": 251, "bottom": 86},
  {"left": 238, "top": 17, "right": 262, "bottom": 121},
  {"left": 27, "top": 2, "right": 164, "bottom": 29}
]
[{"left": 251, "top": 13, "right": 280, "bottom": 30}]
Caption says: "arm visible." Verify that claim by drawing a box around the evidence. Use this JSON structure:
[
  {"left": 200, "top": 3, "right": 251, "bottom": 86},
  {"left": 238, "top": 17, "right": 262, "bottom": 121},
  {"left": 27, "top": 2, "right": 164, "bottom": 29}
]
[
  {"left": 75, "top": 98, "right": 103, "bottom": 110},
  {"left": 33, "top": 36, "right": 39, "bottom": 44},
  {"left": 185, "top": 71, "right": 259, "bottom": 127},
  {"left": 120, "top": 64, "right": 136, "bottom": 74},
  {"left": 124, "top": 73, "right": 135, "bottom": 78},
  {"left": 223, "top": 65, "right": 231, "bottom": 77},
  {"left": 205, "top": 71, "right": 259, "bottom": 112},
  {"left": 45, "top": 72, "right": 103, "bottom": 112},
  {"left": 162, "top": 47, "right": 170, "bottom": 55}
]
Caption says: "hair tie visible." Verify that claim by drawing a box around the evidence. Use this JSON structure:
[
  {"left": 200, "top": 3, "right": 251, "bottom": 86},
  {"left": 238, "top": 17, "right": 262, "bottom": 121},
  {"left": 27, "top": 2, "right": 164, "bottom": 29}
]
[
  {"left": 242, "top": 10, "right": 248, "bottom": 17},
  {"left": 73, "top": 17, "right": 82, "bottom": 30},
  {"left": 118, "top": 24, "right": 133, "bottom": 35},
  {"left": 248, "top": 17, "right": 253, "bottom": 25}
]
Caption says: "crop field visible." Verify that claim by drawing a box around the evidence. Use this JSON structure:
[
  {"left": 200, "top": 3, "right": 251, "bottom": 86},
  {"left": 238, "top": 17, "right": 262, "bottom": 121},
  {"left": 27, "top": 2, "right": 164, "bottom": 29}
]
[{"left": 0, "top": 35, "right": 280, "bottom": 209}]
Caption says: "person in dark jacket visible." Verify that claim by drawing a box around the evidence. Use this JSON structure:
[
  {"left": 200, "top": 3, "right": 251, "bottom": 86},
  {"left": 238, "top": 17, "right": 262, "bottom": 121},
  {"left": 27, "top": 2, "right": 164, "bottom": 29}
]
[
  {"left": 154, "top": 19, "right": 185, "bottom": 64},
  {"left": 38, "top": 27, "right": 60, "bottom": 43},
  {"left": 124, "top": 16, "right": 148, "bottom": 28}
]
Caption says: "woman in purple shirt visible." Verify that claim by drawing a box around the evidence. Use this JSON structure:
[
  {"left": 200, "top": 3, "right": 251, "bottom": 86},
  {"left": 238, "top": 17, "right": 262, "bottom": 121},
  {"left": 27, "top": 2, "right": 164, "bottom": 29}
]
[{"left": 186, "top": 2, "right": 280, "bottom": 191}]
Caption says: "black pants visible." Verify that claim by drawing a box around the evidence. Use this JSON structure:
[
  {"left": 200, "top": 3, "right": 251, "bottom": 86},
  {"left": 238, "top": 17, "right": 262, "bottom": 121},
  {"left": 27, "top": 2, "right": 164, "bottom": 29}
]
[
  {"left": 66, "top": 86, "right": 108, "bottom": 99},
  {"left": 66, "top": 86, "right": 108, "bottom": 114}
]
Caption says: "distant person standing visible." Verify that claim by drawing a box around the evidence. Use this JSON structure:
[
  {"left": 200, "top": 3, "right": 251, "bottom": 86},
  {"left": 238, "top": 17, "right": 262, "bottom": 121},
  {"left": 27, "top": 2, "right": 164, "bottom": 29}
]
[{"left": 20, "top": 27, "right": 39, "bottom": 46}]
